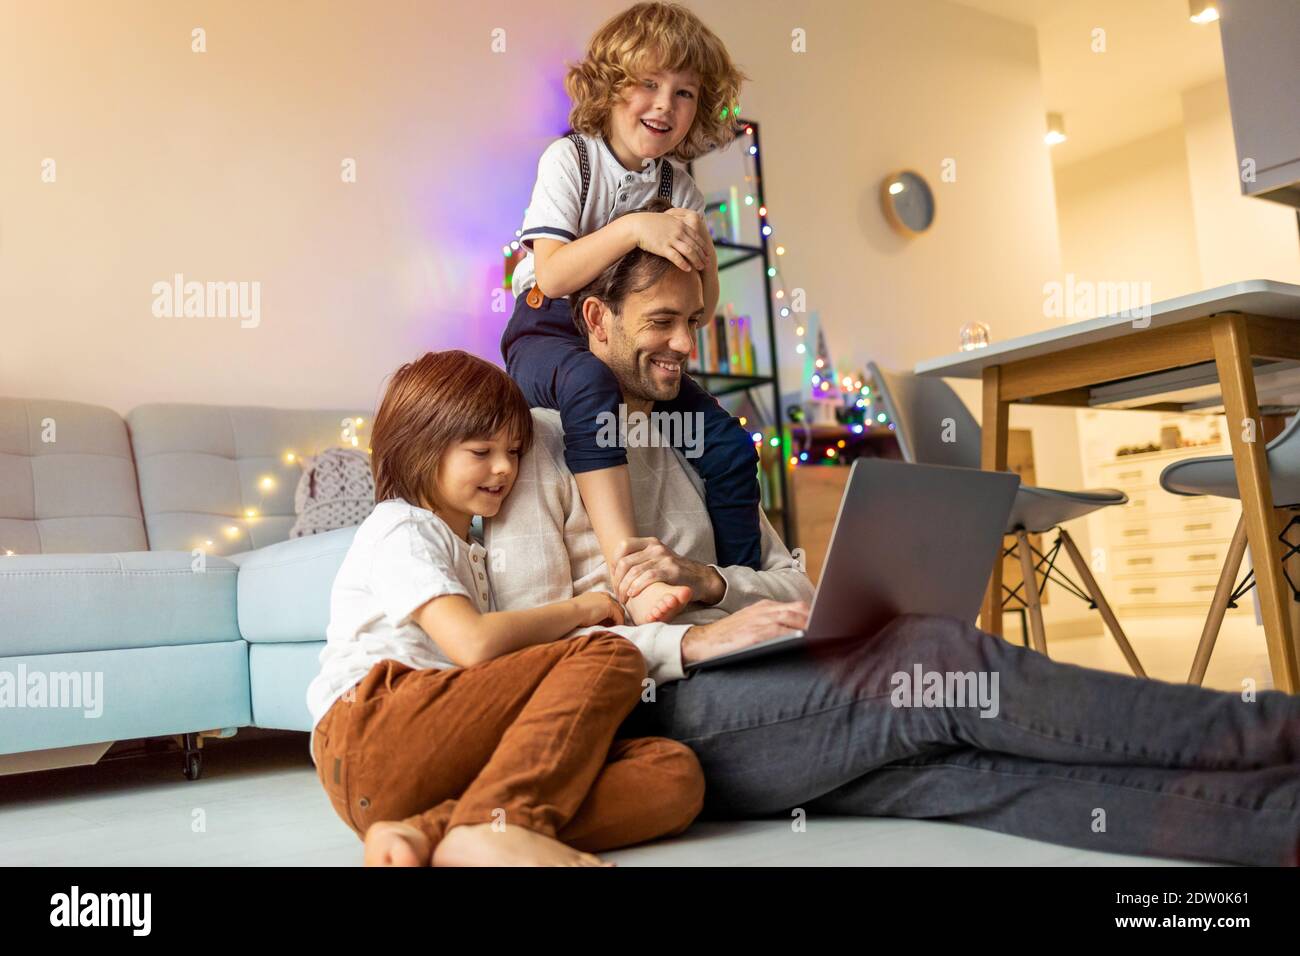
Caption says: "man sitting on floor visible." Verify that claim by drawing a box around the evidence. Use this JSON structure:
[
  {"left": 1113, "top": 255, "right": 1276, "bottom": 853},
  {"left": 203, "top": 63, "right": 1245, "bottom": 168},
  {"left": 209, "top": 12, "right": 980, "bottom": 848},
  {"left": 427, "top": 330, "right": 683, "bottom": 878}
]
[{"left": 486, "top": 202, "right": 1300, "bottom": 867}]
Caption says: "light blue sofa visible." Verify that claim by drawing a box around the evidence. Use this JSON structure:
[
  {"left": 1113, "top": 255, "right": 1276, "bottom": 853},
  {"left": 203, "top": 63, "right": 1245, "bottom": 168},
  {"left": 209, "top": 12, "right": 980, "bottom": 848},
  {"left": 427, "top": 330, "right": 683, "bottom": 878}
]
[{"left": 0, "top": 398, "right": 369, "bottom": 779}]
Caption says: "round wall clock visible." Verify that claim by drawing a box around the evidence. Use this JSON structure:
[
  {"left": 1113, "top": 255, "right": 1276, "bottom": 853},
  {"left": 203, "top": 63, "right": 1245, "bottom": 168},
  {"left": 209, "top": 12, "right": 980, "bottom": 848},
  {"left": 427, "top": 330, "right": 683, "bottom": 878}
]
[{"left": 881, "top": 170, "right": 936, "bottom": 236}]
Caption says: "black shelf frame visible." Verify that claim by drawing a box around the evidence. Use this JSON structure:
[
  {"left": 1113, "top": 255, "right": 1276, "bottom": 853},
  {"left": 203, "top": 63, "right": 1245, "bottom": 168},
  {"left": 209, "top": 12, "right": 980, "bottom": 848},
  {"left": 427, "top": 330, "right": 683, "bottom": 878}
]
[{"left": 688, "top": 118, "right": 794, "bottom": 545}]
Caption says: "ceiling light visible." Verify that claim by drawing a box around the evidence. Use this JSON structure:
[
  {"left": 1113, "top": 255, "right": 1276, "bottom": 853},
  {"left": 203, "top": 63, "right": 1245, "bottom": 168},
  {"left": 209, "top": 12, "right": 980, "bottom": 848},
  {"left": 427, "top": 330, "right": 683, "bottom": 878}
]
[
  {"left": 1045, "top": 112, "right": 1067, "bottom": 146},
  {"left": 1189, "top": 1, "right": 1219, "bottom": 24}
]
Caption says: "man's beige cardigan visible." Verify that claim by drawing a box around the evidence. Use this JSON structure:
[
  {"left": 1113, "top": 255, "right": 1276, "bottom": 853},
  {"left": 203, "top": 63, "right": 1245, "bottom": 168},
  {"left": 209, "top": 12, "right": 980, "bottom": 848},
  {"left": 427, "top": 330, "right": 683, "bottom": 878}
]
[{"left": 486, "top": 409, "right": 816, "bottom": 684}]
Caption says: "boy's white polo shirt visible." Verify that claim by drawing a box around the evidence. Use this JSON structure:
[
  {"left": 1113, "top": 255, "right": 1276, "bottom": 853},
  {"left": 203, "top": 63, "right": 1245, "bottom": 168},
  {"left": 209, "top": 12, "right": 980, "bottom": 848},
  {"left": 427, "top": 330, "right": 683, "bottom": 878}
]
[{"left": 511, "top": 132, "right": 707, "bottom": 299}]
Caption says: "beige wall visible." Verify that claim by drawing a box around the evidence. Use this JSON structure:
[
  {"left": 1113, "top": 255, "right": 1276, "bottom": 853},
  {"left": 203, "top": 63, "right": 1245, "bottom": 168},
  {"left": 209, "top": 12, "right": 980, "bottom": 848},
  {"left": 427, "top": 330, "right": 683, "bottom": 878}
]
[
  {"left": 1, "top": 0, "right": 1066, "bottom": 419},
  {"left": 1182, "top": 79, "right": 1300, "bottom": 288},
  {"left": 1054, "top": 126, "right": 1204, "bottom": 300},
  {"left": 1053, "top": 75, "right": 1300, "bottom": 302}
]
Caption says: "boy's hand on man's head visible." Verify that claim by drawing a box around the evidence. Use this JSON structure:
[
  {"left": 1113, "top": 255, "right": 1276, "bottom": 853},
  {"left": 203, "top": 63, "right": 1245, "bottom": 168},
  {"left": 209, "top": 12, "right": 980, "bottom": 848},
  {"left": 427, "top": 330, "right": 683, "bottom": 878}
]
[
  {"left": 663, "top": 208, "right": 715, "bottom": 269},
  {"left": 629, "top": 210, "right": 709, "bottom": 272}
]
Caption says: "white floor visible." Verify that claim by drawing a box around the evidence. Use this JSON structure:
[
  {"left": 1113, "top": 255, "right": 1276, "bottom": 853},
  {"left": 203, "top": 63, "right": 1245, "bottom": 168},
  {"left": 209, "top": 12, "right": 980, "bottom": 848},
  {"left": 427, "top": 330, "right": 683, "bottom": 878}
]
[
  {"left": 0, "top": 732, "right": 1201, "bottom": 866},
  {"left": 0, "top": 613, "right": 1268, "bottom": 867}
]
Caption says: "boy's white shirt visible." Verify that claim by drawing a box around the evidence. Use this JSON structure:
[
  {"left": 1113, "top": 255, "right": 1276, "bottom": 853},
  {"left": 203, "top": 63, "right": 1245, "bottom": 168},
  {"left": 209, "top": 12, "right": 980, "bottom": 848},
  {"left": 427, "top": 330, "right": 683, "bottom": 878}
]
[
  {"left": 486, "top": 409, "right": 816, "bottom": 684},
  {"left": 304, "top": 501, "right": 492, "bottom": 731},
  {"left": 511, "top": 132, "right": 708, "bottom": 298}
]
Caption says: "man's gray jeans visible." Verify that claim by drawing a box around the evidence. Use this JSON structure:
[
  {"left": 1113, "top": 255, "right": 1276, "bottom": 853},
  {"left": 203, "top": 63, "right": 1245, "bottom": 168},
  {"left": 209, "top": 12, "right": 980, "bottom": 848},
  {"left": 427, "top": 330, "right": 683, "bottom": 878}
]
[{"left": 618, "top": 613, "right": 1300, "bottom": 865}]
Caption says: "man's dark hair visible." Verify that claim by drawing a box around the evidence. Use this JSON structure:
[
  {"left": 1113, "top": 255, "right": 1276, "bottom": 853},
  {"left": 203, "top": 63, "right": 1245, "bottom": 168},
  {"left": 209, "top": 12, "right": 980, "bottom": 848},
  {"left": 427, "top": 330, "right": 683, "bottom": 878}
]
[{"left": 570, "top": 196, "right": 678, "bottom": 337}]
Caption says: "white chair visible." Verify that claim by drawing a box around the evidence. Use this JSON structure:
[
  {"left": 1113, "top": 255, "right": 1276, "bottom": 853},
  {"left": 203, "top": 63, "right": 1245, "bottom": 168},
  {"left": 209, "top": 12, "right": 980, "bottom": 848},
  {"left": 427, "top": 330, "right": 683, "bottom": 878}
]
[
  {"left": 1159, "top": 414, "right": 1300, "bottom": 684},
  {"left": 869, "top": 363, "right": 1146, "bottom": 676}
]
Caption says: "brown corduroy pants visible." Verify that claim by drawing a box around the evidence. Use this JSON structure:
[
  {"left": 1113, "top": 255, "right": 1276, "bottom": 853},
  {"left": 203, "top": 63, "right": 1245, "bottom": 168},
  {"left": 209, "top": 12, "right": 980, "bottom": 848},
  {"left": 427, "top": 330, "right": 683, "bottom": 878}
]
[{"left": 312, "top": 631, "right": 704, "bottom": 852}]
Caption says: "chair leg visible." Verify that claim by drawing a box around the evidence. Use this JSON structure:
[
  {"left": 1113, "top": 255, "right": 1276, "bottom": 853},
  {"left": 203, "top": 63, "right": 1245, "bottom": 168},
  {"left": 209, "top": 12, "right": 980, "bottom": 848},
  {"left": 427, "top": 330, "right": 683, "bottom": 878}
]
[
  {"left": 1188, "top": 514, "right": 1249, "bottom": 686},
  {"left": 1014, "top": 530, "right": 1048, "bottom": 654},
  {"left": 1057, "top": 528, "right": 1146, "bottom": 678}
]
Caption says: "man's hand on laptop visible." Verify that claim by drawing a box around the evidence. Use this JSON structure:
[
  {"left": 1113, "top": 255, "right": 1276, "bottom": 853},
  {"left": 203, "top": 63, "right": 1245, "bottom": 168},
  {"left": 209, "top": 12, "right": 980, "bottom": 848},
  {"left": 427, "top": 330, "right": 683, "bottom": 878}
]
[
  {"left": 611, "top": 536, "right": 726, "bottom": 606},
  {"left": 680, "top": 599, "right": 811, "bottom": 667}
]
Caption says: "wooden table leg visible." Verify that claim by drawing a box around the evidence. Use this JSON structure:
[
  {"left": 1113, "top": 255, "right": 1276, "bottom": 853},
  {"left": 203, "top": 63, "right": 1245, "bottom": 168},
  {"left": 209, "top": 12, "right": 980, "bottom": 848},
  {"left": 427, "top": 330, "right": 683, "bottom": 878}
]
[
  {"left": 1211, "top": 314, "right": 1300, "bottom": 693},
  {"left": 980, "top": 366, "right": 1010, "bottom": 637}
]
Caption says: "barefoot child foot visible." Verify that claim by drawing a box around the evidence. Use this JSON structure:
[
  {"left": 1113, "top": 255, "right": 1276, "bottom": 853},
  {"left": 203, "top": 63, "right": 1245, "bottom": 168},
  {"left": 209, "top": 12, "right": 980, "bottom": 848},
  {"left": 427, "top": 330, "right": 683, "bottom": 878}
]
[
  {"left": 625, "top": 580, "right": 693, "bottom": 624},
  {"left": 363, "top": 821, "right": 434, "bottom": 867},
  {"left": 433, "top": 823, "right": 613, "bottom": 867}
]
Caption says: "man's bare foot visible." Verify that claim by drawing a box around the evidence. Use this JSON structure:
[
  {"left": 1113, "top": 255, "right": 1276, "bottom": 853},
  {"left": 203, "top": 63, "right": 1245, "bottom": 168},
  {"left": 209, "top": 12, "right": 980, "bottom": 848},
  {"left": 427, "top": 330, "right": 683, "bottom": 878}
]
[
  {"left": 626, "top": 581, "right": 693, "bottom": 624},
  {"left": 363, "top": 821, "right": 433, "bottom": 867},
  {"left": 433, "top": 823, "right": 612, "bottom": 867}
]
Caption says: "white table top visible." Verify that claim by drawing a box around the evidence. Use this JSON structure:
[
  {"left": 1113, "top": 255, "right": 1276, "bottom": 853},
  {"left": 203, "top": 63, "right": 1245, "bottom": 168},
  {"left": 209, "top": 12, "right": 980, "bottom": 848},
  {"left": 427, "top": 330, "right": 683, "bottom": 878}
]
[{"left": 914, "top": 279, "right": 1300, "bottom": 381}]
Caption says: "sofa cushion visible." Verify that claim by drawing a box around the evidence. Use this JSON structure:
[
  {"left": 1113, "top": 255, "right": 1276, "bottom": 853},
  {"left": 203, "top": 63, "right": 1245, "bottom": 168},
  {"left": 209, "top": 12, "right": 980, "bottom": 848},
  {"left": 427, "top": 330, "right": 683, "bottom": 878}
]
[
  {"left": 232, "top": 526, "right": 356, "bottom": 643},
  {"left": 127, "top": 403, "right": 373, "bottom": 556},
  {"left": 0, "top": 642, "right": 250, "bottom": 756},
  {"left": 0, "top": 397, "right": 147, "bottom": 554},
  {"left": 0, "top": 551, "right": 239, "bottom": 656},
  {"left": 248, "top": 642, "right": 323, "bottom": 731}
]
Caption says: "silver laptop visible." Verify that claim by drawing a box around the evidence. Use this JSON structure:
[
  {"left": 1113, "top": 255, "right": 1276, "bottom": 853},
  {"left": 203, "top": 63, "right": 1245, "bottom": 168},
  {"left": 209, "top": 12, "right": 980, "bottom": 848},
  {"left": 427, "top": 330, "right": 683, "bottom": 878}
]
[{"left": 686, "top": 458, "right": 1020, "bottom": 671}]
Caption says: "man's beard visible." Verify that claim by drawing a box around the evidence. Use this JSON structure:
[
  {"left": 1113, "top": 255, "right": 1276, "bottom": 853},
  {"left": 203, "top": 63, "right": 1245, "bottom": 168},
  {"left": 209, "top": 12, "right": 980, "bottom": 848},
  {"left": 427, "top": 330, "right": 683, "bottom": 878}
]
[{"left": 606, "top": 338, "right": 681, "bottom": 404}]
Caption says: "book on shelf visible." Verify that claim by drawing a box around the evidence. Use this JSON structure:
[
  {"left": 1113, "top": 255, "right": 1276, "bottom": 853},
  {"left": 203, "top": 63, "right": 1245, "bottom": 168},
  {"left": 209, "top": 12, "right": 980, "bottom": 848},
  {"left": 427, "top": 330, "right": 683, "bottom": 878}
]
[{"left": 689, "top": 305, "right": 758, "bottom": 377}]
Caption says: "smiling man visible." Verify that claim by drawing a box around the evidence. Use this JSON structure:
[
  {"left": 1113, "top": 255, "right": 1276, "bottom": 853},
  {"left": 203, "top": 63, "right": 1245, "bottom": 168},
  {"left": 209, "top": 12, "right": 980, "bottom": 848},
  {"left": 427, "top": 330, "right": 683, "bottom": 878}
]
[{"left": 486, "top": 201, "right": 1300, "bottom": 867}]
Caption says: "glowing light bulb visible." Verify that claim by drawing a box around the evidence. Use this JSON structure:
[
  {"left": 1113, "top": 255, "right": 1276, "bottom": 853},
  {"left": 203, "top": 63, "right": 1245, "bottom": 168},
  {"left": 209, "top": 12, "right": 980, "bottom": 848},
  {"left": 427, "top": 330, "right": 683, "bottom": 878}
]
[
  {"left": 244, "top": 508, "right": 257, "bottom": 519},
  {"left": 284, "top": 452, "right": 296, "bottom": 464},
  {"left": 827, "top": 447, "right": 837, "bottom": 457},
  {"left": 815, "top": 359, "right": 824, "bottom": 368},
  {"left": 224, "top": 526, "right": 239, "bottom": 538},
  {"left": 259, "top": 476, "right": 275, "bottom": 491},
  {"left": 776, "top": 246, "right": 785, "bottom": 256},
  {"left": 837, "top": 439, "right": 846, "bottom": 448},
  {"left": 796, "top": 326, "right": 805, "bottom": 336},
  {"left": 795, "top": 343, "right": 806, "bottom": 354},
  {"left": 769, "top": 437, "right": 779, "bottom": 447},
  {"left": 739, "top": 416, "right": 748, "bottom": 426}
]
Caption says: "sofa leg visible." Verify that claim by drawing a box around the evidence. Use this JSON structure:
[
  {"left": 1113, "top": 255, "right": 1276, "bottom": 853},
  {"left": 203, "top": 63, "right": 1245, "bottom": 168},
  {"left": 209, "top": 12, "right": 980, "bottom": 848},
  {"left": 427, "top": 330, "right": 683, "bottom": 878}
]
[{"left": 182, "top": 733, "right": 203, "bottom": 781}]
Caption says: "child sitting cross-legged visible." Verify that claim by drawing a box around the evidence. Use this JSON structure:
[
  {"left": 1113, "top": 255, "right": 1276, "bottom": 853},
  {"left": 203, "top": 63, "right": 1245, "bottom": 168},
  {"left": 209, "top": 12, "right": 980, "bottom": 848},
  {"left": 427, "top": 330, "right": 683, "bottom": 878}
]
[{"left": 305, "top": 349, "right": 705, "bottom": 867}]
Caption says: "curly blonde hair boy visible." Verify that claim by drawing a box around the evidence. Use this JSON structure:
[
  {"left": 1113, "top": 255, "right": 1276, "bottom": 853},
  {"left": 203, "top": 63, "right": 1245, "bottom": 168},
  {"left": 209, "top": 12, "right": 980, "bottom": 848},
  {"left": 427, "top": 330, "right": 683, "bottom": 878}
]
[{"left": 564, "top": 2, "right": 748, "bottom": 162}]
